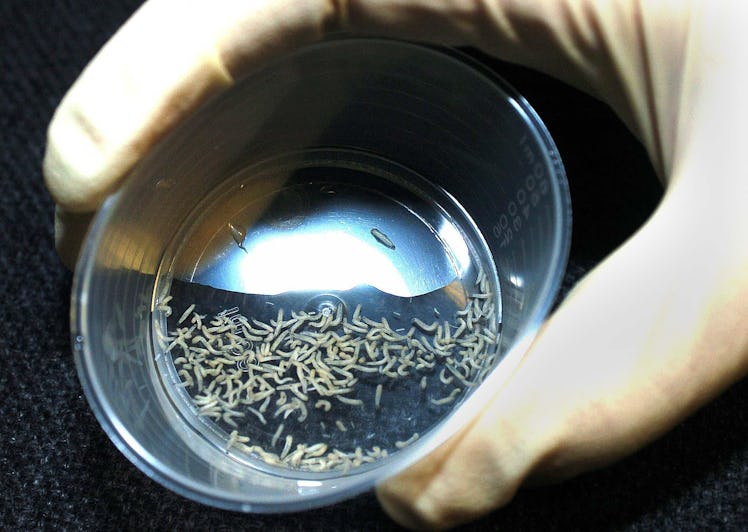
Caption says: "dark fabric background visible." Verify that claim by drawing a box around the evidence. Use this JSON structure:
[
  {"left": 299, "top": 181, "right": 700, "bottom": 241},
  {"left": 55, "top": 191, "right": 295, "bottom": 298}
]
[{"left": 1, "top": 1, "right": 746, "bottom": 530}]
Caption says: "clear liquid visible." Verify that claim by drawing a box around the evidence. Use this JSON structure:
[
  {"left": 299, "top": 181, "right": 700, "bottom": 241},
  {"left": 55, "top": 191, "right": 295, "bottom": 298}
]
[{"left": 153, "top": 149, "right": 502, "bottom": 474}]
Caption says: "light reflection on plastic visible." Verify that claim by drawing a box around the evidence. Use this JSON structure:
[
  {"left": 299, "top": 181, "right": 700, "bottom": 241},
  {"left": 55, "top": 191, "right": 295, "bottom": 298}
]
[
  {"left": 437, "top": 220, "right": 470, "bottom": 276},
  {"left": 297, "top": 480, "right": 322, "bottom": 488},
  {"left": 239, "top": 230, "right": 409, "bottom": 295}
]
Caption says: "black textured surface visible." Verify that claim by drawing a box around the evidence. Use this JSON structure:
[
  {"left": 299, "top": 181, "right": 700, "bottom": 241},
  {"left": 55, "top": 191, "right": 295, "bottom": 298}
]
[{"left": 1, "top": 1, "right": 746, "bottom": 530}]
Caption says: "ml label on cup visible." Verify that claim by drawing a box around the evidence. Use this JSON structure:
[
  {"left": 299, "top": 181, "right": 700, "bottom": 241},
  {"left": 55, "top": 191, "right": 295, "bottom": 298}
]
[{"left": 492, "top": 134, "right": 550, "bottom": 249}]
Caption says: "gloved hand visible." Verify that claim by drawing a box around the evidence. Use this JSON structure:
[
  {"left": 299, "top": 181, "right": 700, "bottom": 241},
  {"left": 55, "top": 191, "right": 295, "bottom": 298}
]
[{"left": 44, "top": 1, "right": 748, "bottom": 529}]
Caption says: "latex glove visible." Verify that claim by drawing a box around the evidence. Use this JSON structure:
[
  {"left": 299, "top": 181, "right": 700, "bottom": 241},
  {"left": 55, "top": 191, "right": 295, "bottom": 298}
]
[{"left": 44, "top": 1, "right": 748, "bottom": 529}]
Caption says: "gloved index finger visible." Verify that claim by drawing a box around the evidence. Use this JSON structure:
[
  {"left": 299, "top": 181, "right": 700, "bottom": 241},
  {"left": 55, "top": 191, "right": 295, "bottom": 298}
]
[
  {"left": 43, "top": 0, "right": 339, "bottom": 214},
  {"left": 45, "top": 0, "right": 631, "bottom": 216}
]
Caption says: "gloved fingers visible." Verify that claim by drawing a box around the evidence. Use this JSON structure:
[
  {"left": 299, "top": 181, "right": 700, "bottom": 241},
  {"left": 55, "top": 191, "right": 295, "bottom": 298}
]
[
  {"left": 43, "top": 0, "right": 342, "bottom": 215},
  {"left": 54, "top": 207, "right": 94, "bottom": 270},
  {"left": 377, "top": 175, "right": 748, "bottom": 529},
  {"left": 45, "top": 0, "right": 692, "bottom": 265},
  {"left": 42, "top": 2, "right": 748, "bottom": 529},
  {"left": 376, "top": 3, "right": 748, "bottom": 528}
]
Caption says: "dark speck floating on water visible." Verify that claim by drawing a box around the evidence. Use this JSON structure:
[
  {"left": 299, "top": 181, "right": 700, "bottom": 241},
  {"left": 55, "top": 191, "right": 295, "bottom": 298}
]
[
  {"left": 371, "top": 228, "right": 396, "bottom": 250},
  {"left": 227, "top": 222, "right": 247, "bottom": 253}
]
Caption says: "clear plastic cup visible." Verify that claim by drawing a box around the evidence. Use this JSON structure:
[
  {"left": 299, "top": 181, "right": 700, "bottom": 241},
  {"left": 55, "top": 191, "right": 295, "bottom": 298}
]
[{"left": 72, "top": 38, "right": 571, "bottom": 512}]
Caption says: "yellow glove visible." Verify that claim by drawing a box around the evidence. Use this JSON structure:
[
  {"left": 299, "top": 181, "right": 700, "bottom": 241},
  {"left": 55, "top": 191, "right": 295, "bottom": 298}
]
[{"left": 44, "top": 1, "right": 748, "bottom": 529}]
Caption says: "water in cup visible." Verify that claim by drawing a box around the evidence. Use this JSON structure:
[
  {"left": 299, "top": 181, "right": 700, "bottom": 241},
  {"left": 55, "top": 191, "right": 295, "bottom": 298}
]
[{"left": 152, "top": 148, "right": 502, "bottom": 475}]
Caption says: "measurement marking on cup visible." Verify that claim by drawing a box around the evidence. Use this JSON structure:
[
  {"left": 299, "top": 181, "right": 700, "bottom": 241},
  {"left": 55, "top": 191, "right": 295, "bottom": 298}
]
[
  {"left": 492, "top": 135, "right": 551, "bottom": 249},
  {"left": 370, "top": 228, "right": 396, "bottom": 250}
]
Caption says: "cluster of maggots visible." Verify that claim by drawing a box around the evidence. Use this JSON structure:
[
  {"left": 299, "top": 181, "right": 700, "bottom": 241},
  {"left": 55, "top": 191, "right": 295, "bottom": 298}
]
[{"left": 162, "top": 268, "right": 498, "bottom": 473}]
